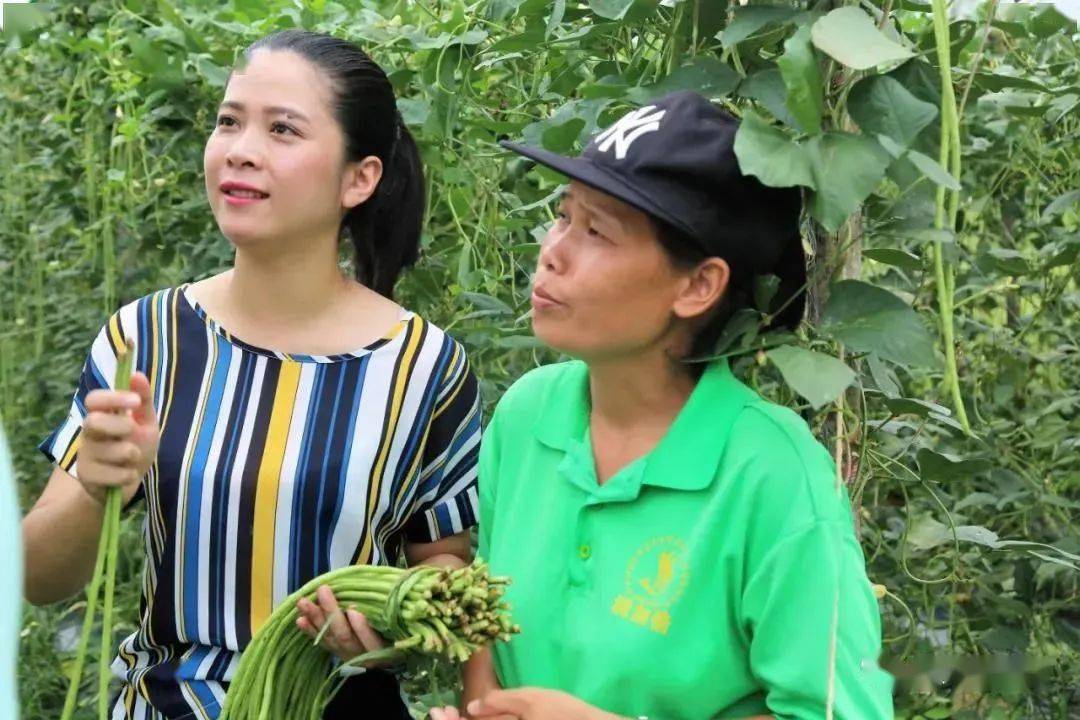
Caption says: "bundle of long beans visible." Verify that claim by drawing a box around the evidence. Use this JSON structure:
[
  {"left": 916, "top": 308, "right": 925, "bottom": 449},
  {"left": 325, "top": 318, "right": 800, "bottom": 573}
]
[
  {"left": 220, "top": 561, "right": 517, "bottom": 720},
  {"left": 61, "top": 338, "right": 135, "bottom": 720}
]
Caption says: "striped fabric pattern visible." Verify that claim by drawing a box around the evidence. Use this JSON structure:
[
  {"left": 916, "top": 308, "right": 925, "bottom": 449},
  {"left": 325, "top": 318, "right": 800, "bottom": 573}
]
[{"left": 40, "top": 285, "right": 482, "bottom": 719}]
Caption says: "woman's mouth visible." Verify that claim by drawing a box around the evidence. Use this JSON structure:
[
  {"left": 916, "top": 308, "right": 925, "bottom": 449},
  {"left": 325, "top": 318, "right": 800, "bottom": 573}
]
[
  {"left": 531, "top": 286, "right": 564, "bottom": 311},
  {"left": 221, "top": 183, "right": 270, "bottom": 206}
]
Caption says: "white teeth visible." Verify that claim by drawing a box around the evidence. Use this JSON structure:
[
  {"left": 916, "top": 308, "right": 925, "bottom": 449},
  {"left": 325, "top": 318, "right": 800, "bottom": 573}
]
[{"left": 225, "top": 189, "right": 266, "bottom": 199}]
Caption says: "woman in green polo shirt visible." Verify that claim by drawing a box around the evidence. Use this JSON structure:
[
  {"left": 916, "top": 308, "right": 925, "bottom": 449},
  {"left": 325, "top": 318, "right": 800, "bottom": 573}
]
[{"left": 433, "top": 91, "right": 894, "bottom": 720}]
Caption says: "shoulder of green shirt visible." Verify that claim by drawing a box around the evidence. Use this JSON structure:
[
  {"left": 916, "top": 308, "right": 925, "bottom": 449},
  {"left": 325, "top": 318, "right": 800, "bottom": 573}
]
[
  {"left": 726, "top": 392, "right": 853, "bottom": 528},
  {"left": 487, "top": 360, "right": 581, "bottom": 429}
]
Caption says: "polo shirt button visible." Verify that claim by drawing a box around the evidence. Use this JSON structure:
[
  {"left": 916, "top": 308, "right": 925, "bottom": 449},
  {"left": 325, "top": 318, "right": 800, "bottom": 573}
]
[{"left": 578, "top": 544, "right": 592, "bottom": 560}]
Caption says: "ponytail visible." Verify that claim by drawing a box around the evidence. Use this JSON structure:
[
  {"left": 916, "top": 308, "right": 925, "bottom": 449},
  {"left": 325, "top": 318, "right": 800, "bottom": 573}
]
[{"left": 344, "top": 112, "right": 425, "bottom": 299}]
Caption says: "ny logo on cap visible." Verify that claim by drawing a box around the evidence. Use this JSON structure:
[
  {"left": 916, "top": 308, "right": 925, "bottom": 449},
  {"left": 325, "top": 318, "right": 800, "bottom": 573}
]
[{"left": 593, "top": 105, "right": 666, "bottom": 160}]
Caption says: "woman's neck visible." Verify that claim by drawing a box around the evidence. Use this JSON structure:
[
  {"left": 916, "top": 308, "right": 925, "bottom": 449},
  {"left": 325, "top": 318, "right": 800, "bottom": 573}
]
[
  {"left": 587, "top": 350, "right": 697, "bottom": 432},
  {"left": 227, "top": 238, "right": 350, "bottom": 326}
]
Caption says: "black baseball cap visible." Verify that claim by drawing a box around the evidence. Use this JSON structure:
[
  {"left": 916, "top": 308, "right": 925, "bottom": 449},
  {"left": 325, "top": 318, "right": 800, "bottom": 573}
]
[{"left": 500, "top": 90, "right": 806, "bottom": 329}]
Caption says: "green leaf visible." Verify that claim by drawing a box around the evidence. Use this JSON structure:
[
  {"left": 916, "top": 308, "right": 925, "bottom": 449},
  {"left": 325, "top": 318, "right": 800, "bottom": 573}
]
[
  {"left": 720, "top": 5, "right": 799, "bottom": 48},
  {"left": 884, "top": 397, "right": 953, "bottom": 419},
  {"left": 776, "top": 26, "right": 823, "bottom": 135},
  {"left": 737, "top": 69, "right": 799, "bottom": 129},
  {"left": 1042, "top": 189, "right": 1080, "bottom": 220},
  {"left": 588, "top": 0, "right": 637, "bottom": 20},
  {"left": 863, "top": 248, "right": 922, "bottom": 272},
  {"left": 811, "top": 7, "right": 914, "bottom": 70},
  {"left": 397, "top": 98, "right": 431, "bottom": 126},
  {"left": 821, "top": 280, "right": 937, "bottom": 367},
  {"left": 628, "top": 56, "right": 739, "bottom": 102},
  {"left": 196, "top": 56, "right": 230, "bottom": 88},
  {"left": 1029, "top": 5, "right": 1073, "bottom": 38},
  {"left": 804, "top": 133, "right": 892, "bottom": 232},
  {"left": 906, "top": 515, "right": 951, "bottom": 551},
  {"left": 905, "top": 149, "right": 961, "bottom": 190},
  {"left": 733, "top": 111, "right": 815, "bottom": 189},
  {"left": 917, "top": 448, "right": 992, "bottom": 482},
  {"left": 847, "top": 75, "right": 938, "bottom": 149},
  {"left": 767, "top": 345, "right": 855, "bottom": 409}
]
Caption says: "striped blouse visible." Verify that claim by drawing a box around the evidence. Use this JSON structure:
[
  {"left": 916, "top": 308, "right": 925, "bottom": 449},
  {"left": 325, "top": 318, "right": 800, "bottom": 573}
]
[{"left": 40, "top": 285, "right": 482, "bottom": 719}]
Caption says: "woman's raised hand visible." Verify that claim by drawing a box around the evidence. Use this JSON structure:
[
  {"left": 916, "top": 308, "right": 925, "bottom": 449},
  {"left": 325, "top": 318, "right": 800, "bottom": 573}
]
[{"left": 78, "top": 372, "right": 159, "bottom": 505}]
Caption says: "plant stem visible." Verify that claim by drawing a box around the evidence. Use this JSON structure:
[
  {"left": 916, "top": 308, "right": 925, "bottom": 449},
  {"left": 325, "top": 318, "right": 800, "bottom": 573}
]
[{"left": 930, "top": 0, "right": 972, "bottom": 435}]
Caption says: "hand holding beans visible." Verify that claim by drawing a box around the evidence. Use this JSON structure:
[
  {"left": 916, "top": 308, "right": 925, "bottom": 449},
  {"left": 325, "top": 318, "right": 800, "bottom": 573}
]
[
  {"left": 296, "top": 584, "right": 389, "bottom": 664},
  {"left": 78, "top": 372, "right": 159, "bottom": 505}
]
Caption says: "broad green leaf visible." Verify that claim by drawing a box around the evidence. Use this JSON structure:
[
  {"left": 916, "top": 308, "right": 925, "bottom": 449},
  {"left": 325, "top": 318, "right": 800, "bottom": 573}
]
[
  {"left": 588, "top": 0, "right": 637, "bottom": 20},
  {"left": 906, "top": 515, "right": 951, "bottom": 551},
  {"left": 628, "top": 56, "right": 739, "bottom": 102},
  {"left": 733, "top": 111, "right": 815, "bottom": 189},
  {"left": 397, "top": 98, "right": 431, "bottom": 126},
  {"left": 917, "top": 448, "right": 992, "bottom": 482},
  {"left": 885, "top": 397, "right": 953, "bottom": 418},
  {"left": 867, "top": 353, "right": 901, "bottom": 397},
  {"left": 863, "top": 248, "right": 922, "bottom": 272},
  {"left": 767, "top": 344, "right": 855, "bottom": 409},
  {"left": 776, "top": 26, "right": 823, "bottom": 135},
  {"left": 1042, "top": 189, "right": 1080, "bottom": 219},
  {"left": 811, "top": 7, "right": 914, "bottom": 70},
  {"left": 803, "top": 133, "right": 892, "bottom": 232},
  {"left": 720, "top": 5, "right": 799, "bottom": 48},
  {"left": 905, "top": 149, "right": 961, "bottom": 190},
  {"left": 546, "top": 0, "right": 566, "bottom": 38},
  {"left": 848, "top": 75, "right": 938, "bottom": 149},
  {"left": 737, "top": 69, "right": 799, "bottom": 128},
  {"left": 821, "top": 280, "right": 937, "bottom": 367},
  {"left": 1029, "top": 5, "right": 1073, "bottom": 37}
]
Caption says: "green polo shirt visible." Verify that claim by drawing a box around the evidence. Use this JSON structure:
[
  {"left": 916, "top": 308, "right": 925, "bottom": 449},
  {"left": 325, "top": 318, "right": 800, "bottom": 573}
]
[{"left": 479, "top": 360, "right": 893, "bottom": 719}]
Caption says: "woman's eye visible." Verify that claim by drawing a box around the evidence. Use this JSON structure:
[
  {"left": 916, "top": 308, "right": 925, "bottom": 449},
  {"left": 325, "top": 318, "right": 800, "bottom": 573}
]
[
  {"left": 271, "top": 122, "right": 297, "bottom": 135},
  {"left": 216, "top": 115, "right": 237, "bottom": 128}
]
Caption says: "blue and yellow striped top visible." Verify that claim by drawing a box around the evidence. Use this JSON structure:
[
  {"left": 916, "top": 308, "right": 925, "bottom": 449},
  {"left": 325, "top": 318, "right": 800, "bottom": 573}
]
[{"left": 40, "top": 285, "right": 482, "bottom": 719}]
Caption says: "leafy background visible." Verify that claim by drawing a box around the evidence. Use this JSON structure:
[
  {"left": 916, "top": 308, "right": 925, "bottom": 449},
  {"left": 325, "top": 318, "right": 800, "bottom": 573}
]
[{"left": 1, "top": 1, "right": 1077, "bottom": 718}]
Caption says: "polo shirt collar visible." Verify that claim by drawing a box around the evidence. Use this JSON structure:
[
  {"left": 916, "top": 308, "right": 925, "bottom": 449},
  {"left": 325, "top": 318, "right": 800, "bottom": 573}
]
[{"left": 532, "top": 360, "right": 756, "bottom": 493}]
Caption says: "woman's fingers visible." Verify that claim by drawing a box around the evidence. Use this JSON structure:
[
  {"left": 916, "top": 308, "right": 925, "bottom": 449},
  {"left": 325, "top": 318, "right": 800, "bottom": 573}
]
[
  {"left": 130, "top": 373, "right": 157, "bottom": 424},
  {"left": 346, "top": 609, "right": 385, "bottom": 651},
  {"left": 430, "top": 708, "right": 461, "bottom": 720},
  {"left": 83, "top": 412, "right": 135, "bottom": 441},
  {"left": 85, "top": 389, "right": 141, "bottom": 414},
  {"left": 78, "top": 461, "right": 139, "bottom": 488},
  {"left": 90, "top": 441, "right": 142, "bottom": 468},
  {"left": 316, "top": 586, "right": 354, "bottom": 649}
]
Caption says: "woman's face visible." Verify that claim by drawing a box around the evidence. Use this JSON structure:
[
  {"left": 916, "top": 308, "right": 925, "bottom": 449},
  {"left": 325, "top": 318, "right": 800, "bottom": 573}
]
[
  {"left": 530, "top": 181, "right": 724, "bottom": 362},
  {"left": 204, "top": 49, "right": 358, "bottom": 251}
]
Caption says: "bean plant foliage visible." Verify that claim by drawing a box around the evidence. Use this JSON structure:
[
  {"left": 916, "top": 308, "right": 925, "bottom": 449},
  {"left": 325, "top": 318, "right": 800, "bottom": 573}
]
[{"left": 1, "top": 1, "right": 1077, "bottom": 718}]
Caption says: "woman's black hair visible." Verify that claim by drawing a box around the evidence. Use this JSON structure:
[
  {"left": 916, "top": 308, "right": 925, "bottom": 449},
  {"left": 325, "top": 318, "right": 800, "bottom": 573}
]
[
  {"left": 653, "top": 183, "right": 804, "bottom": 363},
  {"left": 240, "top": 29, "right": 425, "bottom": 299}
]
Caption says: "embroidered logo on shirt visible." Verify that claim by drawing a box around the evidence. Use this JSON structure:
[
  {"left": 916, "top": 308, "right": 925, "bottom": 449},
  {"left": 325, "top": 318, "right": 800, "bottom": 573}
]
[
  {"left": 592, "top": 105, "right": 667, "bottom": 160},
  {"left": 611, "top": 535, "right": 689, "bottom": 635}
]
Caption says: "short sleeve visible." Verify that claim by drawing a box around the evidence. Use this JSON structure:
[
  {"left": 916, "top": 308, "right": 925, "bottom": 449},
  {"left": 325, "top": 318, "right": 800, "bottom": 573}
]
[
  {"left": 741, "top": 520, "right": 895, "bottom": 719},
  {"left": 38, "top": 312, "right": 126, "bottom": 479},
  {"left": 403, "top": 345, "right": 482, "bottom": 543}
]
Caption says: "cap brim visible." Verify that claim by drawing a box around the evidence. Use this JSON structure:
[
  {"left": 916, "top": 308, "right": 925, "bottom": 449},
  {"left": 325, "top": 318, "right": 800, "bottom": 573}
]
[{"left": 498, "top": 140, "right": 701, "bottom": 243}]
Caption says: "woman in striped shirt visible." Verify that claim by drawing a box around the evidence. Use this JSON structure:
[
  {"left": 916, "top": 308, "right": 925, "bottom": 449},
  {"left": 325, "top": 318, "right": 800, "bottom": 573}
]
[{"left": 22, "top": 30, "right": 481, "bottom": 719}]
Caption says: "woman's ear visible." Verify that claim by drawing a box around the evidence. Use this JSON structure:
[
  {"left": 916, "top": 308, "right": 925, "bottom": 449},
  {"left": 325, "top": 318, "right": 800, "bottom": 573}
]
[
  {"left": 341, "top": 155, "right": 384, "bottom": 210},
  {"left": 672, "top": 257, "right": 730, "bottom": 321}
]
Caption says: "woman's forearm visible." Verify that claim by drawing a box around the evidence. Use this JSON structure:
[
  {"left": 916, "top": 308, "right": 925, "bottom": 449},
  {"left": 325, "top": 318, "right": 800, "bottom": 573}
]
[
  {"left": 461, "top": 646, "right": 501, "bottom": 709},
  {"left": 22, "top": 469, "right": 107, "bottom": 605}
]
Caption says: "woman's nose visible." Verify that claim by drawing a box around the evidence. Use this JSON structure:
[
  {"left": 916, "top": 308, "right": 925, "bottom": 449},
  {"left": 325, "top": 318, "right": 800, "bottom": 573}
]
[
  {"left": 224, "top": 132, "right": 262, "bottom": 169},
  {"left": 538, "top": 228, "right": 567, "bottom": 274}
]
